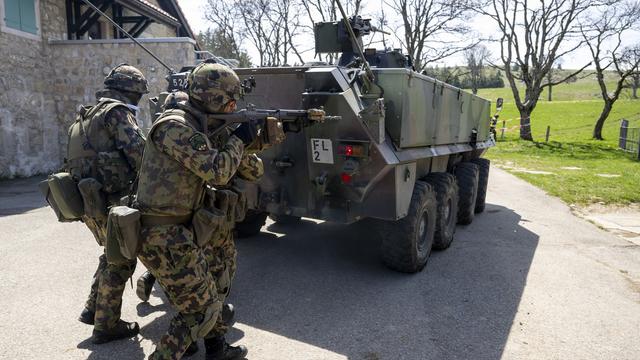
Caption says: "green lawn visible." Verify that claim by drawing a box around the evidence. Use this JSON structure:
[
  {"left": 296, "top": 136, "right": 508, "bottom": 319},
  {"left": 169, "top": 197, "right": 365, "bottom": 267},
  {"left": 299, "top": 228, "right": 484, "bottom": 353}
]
[{"left": 472, "top": 75, "right": 640, "bottom": 206}]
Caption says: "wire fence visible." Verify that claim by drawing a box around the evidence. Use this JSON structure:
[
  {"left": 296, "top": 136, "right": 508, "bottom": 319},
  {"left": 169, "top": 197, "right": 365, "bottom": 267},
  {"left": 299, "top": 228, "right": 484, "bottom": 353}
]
[
  {"left": 492, "top": 116, "right": 638, "bottom": 144},
  {"left": 619, "top": 119, "right": 640, "bottom": 160}
]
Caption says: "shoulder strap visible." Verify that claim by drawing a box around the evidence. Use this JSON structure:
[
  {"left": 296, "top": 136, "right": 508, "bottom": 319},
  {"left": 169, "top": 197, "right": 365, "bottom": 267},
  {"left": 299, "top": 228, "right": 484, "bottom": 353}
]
[
  {"left": 78, "top": 99, "right": 131, "bottom": 153},
  {"left": 148, "top": 110, "right": 190, "bottom": 139}
]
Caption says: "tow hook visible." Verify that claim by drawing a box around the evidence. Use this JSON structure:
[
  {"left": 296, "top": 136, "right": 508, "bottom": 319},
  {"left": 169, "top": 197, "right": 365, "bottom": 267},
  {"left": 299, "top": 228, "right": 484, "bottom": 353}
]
[{"left": 314, "top": 171, "right": 328, "bottom": 196}]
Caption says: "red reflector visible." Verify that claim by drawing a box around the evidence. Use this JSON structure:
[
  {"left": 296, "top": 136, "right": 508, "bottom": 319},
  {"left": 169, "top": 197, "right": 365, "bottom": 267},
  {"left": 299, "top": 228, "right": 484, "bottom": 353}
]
[
  {"left": 341, "top": 173, "right": 352, "bottom": 184},
  {"left": 345, "top": 145, "right": 354, "bottom": 156}
]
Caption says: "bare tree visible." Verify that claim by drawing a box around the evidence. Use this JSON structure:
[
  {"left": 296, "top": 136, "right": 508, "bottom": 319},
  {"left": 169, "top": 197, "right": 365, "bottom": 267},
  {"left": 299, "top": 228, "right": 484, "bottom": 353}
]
[
  {"left": 386, "top": 0, "right": 477, "bottom": 71},
  {"left": 465, "top": 45, "right": 491, "bottom": 94},
  {"left": 204, "top": 0, "right": 245, "bottom": 59},
  {"left": 580, "top": 1, "right": 640, "bottom": 140},
  {"left": 546, "top": 59, "right": 565, "bottom": 101},
  {"left": 479, "top": 0, "right": 594, "bottom": 140},
  {"left": 206, "top": 0, "right": 307, "bottom": 67},
  {"left": 624, "top": 50, "right": 640, "bottom": 99}
]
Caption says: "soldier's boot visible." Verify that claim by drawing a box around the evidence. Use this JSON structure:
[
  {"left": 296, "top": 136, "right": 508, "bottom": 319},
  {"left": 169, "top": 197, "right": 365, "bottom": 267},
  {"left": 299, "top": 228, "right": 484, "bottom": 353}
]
[
  {"left": 204, "top": 336, "right": 248, "bottom": 360},
  {"left": 91, "top": 320, "right": 140, "bottom": 344},
  {"left": 184, "top": 342, "right": 199, "bottom": 357},
  {"left": 222, "top": 303, "right": 235, "bottom": 326},
  {"left": 136, "top": 271, "right": 156, "bottom": 302},
  {"left": 78, "top": 307, "right": 95, "bottom": 325}
]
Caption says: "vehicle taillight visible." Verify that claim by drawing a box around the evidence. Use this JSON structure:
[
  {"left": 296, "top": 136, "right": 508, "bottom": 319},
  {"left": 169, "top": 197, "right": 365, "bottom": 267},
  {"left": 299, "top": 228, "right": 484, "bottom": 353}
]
[
  {"left": 337, "top": 142, "right": 368, "bottom": 158},
  {"left": 340, "top": 172, "right": 352, "bottom": 184}
]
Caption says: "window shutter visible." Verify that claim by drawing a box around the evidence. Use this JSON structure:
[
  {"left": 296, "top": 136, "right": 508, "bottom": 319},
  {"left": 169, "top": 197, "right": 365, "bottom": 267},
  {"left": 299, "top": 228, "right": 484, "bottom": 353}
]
[
  {"left": 18, "top": 0, "right": 38, "bottom": 34},
  {"left": 3, "top": 0, "right": 21, "bottom": 30}
]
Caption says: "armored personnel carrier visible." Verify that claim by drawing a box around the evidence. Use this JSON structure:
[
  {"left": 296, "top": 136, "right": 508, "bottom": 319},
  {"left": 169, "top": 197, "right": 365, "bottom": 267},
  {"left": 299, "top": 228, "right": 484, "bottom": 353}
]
[{"left": 230, "top": 16, "right": 496, "bottom": 273}]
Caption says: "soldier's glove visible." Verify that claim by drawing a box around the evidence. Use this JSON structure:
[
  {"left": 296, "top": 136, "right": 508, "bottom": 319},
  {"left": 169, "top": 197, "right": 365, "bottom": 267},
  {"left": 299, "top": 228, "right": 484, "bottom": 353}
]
[
  {"left": 307, "top": 108, "right": 326, "bottom": 123},
  {"left": 232, "top": 122, "right": 259, "bottom": 145}
]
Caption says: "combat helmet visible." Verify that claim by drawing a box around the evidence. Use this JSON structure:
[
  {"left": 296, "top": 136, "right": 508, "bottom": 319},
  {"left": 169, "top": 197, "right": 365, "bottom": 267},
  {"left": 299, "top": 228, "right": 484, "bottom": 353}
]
[
  {"left": 104, "top": 63, "right": 149, "bottom": 94},
  {"left": 187, "top": 61, "right": 241, "bottom": 113},
  {"left": 162, "top": 91, "right": 189, "bottom": 110}
]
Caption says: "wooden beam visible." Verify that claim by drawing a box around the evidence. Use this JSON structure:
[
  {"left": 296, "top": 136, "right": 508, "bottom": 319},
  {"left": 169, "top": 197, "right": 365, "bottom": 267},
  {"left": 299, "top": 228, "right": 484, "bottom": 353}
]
[
  {"left": 76, "top": 0, "right": 113, "bottom": 37},
  {"left": 114, "top": 16, "right": 147, "bottom": 23},
  {"left": 65, "top": 0, "right": 74, "bottom": 39},
  {"left": 130, "top": 19, "right": 153, "bottom": 37}
]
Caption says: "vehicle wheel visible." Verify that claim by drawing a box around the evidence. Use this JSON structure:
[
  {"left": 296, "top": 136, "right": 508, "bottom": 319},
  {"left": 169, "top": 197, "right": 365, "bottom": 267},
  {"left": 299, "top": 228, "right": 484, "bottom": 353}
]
[
  {"left": 269, "top": 213, "right": 302, "bottom": 224},
  {"left": 379, "top": 181, "right": 436, "bottom": 273},
  {"left": 235, "top": 210, "right": 268, "bottom": 238},
  {"left": 454, "top": 162, "right": 479, "bottom": 225},
  {"left": 470, "top": 158, "right": 490, "bottom": 214},
  {"left": 424, "top": 172, "right": 459, "bottom": 250}
]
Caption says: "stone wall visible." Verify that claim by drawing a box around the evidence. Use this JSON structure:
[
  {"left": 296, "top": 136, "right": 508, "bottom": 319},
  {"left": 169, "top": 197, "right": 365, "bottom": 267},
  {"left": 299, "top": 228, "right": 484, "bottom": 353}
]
[
  {"left": 0, "top": 0, "right": 196, "bottom": 178},
  {"left": 49, "top": 38, "right": 196, "bottom": 131},
  {"left": 0, "top": 0, "right": 66, "bottom": 177}
]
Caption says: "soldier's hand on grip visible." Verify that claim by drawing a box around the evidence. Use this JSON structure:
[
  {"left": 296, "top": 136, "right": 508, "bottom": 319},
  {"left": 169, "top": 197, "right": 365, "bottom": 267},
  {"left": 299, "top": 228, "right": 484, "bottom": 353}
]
[
  {"left": 232, "top": 122, "right": 259, "bottom": 145},
  {"left": 307, "top": 108, "right": 326, "bottom": 123}
]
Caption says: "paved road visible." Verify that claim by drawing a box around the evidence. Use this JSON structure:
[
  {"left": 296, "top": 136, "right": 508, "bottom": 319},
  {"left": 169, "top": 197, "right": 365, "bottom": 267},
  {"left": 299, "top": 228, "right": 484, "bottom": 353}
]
[{"left": 0, "top": 169, "right": 639, "bottom": 360}]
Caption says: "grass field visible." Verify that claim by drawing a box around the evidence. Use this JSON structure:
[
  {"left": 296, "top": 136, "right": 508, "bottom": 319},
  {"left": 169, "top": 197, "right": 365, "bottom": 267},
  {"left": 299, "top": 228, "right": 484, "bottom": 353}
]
[{"left": 472, "top": 72, "right": 640, "bottom": 206}]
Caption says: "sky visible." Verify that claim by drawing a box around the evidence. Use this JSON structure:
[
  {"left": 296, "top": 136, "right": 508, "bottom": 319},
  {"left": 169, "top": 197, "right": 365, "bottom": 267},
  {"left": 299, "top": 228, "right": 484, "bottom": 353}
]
[{"left": 175, "top": 0, "right": 638, "bottom": 70}]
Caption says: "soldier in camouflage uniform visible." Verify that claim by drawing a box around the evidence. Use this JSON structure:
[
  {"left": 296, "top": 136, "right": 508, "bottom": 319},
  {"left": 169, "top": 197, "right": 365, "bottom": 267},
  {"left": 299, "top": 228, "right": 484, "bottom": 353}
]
[
  {"left": 135, "top": 62, "right": 258, "bottom": 360},
  {"left": 200, "top": 122, "right": 264, "bottom": 356},
  {"left": 67, "top": 64, "right": 148, "bottom": 343}
]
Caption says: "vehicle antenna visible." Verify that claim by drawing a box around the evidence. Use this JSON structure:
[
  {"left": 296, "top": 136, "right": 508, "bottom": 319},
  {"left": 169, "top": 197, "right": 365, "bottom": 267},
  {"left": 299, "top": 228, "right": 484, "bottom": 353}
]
[{"left": 79, "top": 0, "right": 175, "bottom": 74}]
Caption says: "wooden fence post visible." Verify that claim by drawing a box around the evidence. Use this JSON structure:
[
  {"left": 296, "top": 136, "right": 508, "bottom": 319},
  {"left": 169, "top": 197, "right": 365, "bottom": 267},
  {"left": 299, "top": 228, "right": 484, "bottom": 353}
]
[
  {"left": 545, "top": 126, "right": 550, "bottom": 142},
  {"left": 500, "top": 120, "right": 506, "bottom": 140},
  {"left": 619, "top": 119, "right": 628, "bottom": 150},
  {"left": 636, "top": 129, "right": 640, "bottom": 161}
]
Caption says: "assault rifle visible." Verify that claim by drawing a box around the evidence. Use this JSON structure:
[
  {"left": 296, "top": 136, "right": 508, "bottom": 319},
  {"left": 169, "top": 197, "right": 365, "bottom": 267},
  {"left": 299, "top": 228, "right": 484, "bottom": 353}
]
[
  {"left": 212, "top": 108, "right": 340, "bottom": 134},
  {"left": 210, "top": 108, "right": 341, "bottom": 149}
]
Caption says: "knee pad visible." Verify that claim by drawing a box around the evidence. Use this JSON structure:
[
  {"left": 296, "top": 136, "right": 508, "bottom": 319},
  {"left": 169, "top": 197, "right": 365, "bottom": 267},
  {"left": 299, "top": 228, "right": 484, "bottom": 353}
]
[{"left": 191, "top": 302, "right": 222, "bottom": 339}]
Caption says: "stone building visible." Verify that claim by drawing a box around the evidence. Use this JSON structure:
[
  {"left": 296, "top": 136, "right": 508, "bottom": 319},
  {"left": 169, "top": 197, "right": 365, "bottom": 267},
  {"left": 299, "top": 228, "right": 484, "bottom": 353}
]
[{"left": 0, "top": 0, "right": 198, "bottom": 177}]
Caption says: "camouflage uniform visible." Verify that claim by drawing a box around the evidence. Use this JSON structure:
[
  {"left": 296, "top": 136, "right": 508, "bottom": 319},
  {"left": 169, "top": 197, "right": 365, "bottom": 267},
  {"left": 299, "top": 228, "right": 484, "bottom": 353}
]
[
  {"left": 203, "top": 128, "right": 264, "bottom": 339},
  {"left": 68, "top": 86, "right": 146, "bottom": 332},
  {"left": 136, "top": 101, "right": 246, "bottom": 359}
]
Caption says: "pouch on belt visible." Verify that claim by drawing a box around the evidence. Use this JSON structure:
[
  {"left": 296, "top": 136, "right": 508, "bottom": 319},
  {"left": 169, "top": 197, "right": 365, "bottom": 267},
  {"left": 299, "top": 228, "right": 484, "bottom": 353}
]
[
  {"left": 106, "top": 206, "right": 141, "bottom": 264},
  {"left": 193, "top": 207, "right": 225, "bottom": 247},
  {"left": 77, "top": 178, "right": 108, "bottom": 222},
  {"left": 230, "top": 185, "right": 248, "bottom": 223},
  {"left": 215, "top": 190, "right": 238, "bottom": 224},
  {"left": 38, "top": 179, "right": 71, "bottom": 223},
  {"left": 46, "top": 172, "right": 84, "bottom": 221}
]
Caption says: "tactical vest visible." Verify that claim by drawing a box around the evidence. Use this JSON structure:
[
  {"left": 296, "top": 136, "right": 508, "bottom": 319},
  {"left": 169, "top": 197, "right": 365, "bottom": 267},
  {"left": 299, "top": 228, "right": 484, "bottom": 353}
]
[
  {"left": 66, "top": 98, "right": 135, "bottom": 194},
  {"left": 136, "top": 107, "right": 210, "bottom": 217}
]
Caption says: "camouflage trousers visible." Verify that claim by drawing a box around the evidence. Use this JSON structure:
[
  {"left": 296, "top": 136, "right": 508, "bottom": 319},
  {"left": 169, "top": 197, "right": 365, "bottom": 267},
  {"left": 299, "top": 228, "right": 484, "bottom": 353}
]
[
  {"left": 202, "top": 226, "right": 237, "bottom": 338},
  {"left": 138, "top": 223, "right": 222, "bottom": 360},
  {"left": 84, "top": 217, "right": 137, "bottom": 331}
]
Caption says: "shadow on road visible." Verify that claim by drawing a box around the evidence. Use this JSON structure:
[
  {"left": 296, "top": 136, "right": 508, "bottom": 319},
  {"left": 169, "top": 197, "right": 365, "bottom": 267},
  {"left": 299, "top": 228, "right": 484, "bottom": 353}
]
[
  {"left": 69, "top": 202, "right": 538, "bottom": 360},
  {"left": 227, "top": 202, "right": 539, "bottom": 359},
  {"left": 0, "top": 176, "right": 47, "bottom": 216},
  {"left": 77, "top": 336, "right": 146, "bottom": 360}
]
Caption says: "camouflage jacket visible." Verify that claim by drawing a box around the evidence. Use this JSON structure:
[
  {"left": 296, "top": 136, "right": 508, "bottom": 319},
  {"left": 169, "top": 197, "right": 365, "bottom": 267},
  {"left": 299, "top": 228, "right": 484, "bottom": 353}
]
[
  {"left": 207, "top": 122, "right": 264, "bottom": 183},
  {"left": 66, "top": 89, "right": 145, "bottom": 196},
  {"left": 136, "top": 103, "right": 245, "bottom": 217}
]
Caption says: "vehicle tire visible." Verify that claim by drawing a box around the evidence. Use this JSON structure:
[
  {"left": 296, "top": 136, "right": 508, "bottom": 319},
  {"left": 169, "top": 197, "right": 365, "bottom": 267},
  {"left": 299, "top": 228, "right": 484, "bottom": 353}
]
[
  {"left": 470, "top": 158, "right": 490, "bottom": 214},
  {"left": 379, "top": 181, "right": 437, "bottom": 273},
  {"left": 424, "top": 172, "right": 459, "bottom": 250},
  {"left": 454, "top": 162, "right": 479, "bottom": 225},
  {"left": 235, "top": 210, "right": 268, "bottom": 238},
  {"left": 269, "top": 213, "right": 302, "bottom": 224}
]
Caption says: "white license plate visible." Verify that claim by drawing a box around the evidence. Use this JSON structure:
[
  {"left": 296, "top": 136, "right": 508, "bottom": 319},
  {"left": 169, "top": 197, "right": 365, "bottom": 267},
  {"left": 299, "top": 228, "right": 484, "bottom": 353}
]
[{"left": 310, "top": 138, "right": 334, "bottom": 164}]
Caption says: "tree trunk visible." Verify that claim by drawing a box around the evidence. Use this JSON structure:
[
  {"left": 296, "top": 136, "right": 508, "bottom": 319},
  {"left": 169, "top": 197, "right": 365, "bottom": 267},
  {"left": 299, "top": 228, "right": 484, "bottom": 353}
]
[
  {"left": 548, "top": 85, "right": 552, "bottom": 102},
  {"left": 633, "top": 84, "right": 638, "bottom": 99},
  {"left": 519, "top": 108, "right": 534, "bottom": 141},
  {"left": 593, "top": 101, "right": 613, "bottom": 140}
]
